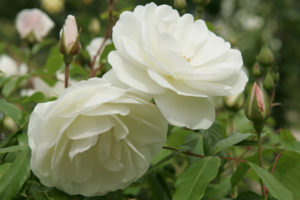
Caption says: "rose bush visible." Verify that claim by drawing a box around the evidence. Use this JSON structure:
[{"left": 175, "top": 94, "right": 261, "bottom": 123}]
[
  {"left": 28, "top": 77, "right": 168, "bottom": 196},
  {"left": 108, "top": 3, "right": 248, "bottom": 130},
  {"left": 16, "top": 8, "right": 54, "bottom": 41}
]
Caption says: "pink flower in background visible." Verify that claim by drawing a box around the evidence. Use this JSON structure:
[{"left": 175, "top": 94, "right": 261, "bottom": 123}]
[{"left": 16, "top": 8, "right": 54, "bottom": 41}]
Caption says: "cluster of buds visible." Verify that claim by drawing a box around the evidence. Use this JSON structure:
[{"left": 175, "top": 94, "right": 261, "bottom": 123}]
[
  {"left": 252, "top": 44, "right": 279, "bottom": 92},
  {"left": 245, "top": 82, "right": 269, "bottom": 132},
  {"left": 59, "top": 15, "right": 81, "bottom": 64}
]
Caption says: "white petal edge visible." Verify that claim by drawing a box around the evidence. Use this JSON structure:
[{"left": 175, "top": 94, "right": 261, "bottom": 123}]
[{"left": 154, "top": 90, "right": 215, "bottom": 130}]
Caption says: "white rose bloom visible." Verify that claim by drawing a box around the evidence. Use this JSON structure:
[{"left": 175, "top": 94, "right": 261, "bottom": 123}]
[
  {"left": 28, "top": 77, "right": 168, "bottom": 196},
  {"left": 0, "top": 55, "right": 27, "bottom": 76},
  {"left": 16, "top": 8, "right": 54, "bottom": 41},
  {"left": 108, "top": 3, "right": 248, "bottom": 130},
  {"left": 86, "top": 37, "right": 112, "bottom": 67}
]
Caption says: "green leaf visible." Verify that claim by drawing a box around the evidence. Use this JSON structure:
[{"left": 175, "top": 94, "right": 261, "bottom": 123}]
[
  {"left": 205, "top": 176, "right": 231, "bottom": 200},
  {"left": 0, "top": 145, "right": 26, "bottom": 154},
  {"left": 45, "top": 46, "right": 63, "bottom": 75},
  {"left": 279, "top": 129, "right": 296, "bottom": 143},
  {"left": 231, "top": 162, "right": 250, "bottom": 187},
  {"left": 0, "top": 163, "right": 11, "bottom": 179},
  {"left": 99, "top": 43, "right": 115, "bottom": 62},
  {"left": 69, "top": 63, "right": 89, "bottom": 80},
  {"left": 0, "top": 99, "right": 22, "bottom": 124},
  {"left": 248, "top": 162, "right": 293, "bottom": 200},
  {"left": 212, "top": 132, "right": 253, "bottom": 154},
  {"left": 173, "top": 157, "right": 221, "bottom": 200},
  {"left": 2, "top": 78, "right": 17, "bottom": 97},
  {"left": 202, "top": 122, "right": 225, "bottom": 155},
  {"left": 23, "top": 91, "right": 46, "bottom": 103},
  {"left": 273, "top": 151, "right": 300, "bottom": 200},
  {"left": 0, "top": 147, "right": 31, "bottom": 200},
  {"left": 235, "top": 191, "right": 261, "bottom": 200}
]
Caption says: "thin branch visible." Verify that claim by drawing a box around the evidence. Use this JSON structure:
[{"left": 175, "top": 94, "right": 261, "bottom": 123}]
[
  {"left": 265, "top": 152, "right": 283, "bottom": 199},
  {"left": 89, "top": 0, "right": 116, "bottom": 77},
  {"left": 162, "top": 146, "right": 247, "bottom": 163}
]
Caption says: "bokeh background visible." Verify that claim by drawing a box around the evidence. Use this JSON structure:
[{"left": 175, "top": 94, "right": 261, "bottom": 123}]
[{"left": 0, "top": 0, "right": 299, "bottom": 134}]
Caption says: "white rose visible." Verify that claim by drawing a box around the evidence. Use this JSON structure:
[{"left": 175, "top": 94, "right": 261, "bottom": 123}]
[
  {"left": 86, "top": 37, "right": 112, "bottom": 67},
  {"left": 0, "top": 55, "right": 27, "bottom": 76},
  {"left": 16, "top": 8, "right": 54, "bottom": 41},
  {"left": 28, "top": 77, "right": 168, "bottom": 196},
  {"left": 108, "top": 3, "right": 248, "bottom": 130}
]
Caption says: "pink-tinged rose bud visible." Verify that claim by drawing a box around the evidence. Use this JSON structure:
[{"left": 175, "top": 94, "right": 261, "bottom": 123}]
[
  {"left": 245, "top": 82, "right": 269, "bottom": 131},
  {"left": 59, "top": 15, "right": 81, "bottom": 57},
  {"left": 16, "top": 8, "right": 54, "bottom": 42}
]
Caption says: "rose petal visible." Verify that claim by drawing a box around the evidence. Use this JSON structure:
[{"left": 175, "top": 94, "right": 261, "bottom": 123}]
[{"left": 154, "top": 90, "right": 215, "bottom": 130}]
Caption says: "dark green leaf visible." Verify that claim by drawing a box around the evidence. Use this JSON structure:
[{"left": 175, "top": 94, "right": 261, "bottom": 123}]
[
  {"left": 248, "top": 162, "right": 293, "bottom": 200},
  {"left": 212, "top": 132, "right": 253, "bottom": 154},
  {"left": 0, "top": 147, "right": 31, "bottom": 200},
  {"left": 273, "top": 151, "right": 300, "bottom": 200},
  {"left": 0, "top": 99, "right": 22, "bottom": 124},
  {"left": 205, "top": 176, "right": 231, "bottom": 200},
  {"left": 202, "top": 122, "right": 225, "bottom": 155},
  {"left": 173, "top": 157, "right": 221, "bottom": 200},
  {"left": 235, "top": 191, "right": 261, "bottom": 200}
]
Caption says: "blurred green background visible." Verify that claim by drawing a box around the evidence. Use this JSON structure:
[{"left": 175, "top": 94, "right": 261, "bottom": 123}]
[{"left": 0, "top": 0, "right": 299, "bottom": 132}]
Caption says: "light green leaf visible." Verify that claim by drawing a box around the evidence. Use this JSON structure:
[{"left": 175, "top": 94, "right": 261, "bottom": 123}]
[
  {"left": 0, "top": 145, "right": 26, "bottom": 154},
  {"left": 248, "top": 162, "right": 293, "bottom": 200},
  {"left": 0, "top": 99, "right": 22, "bottom": 124},
  {"left": 2, "top": 78, "right": 17, "bottom": 97},
  {"left": 0, "top": 147, "right": 31, "bottom": 200},
  {"left": 273, "top": 151, "right": 300, "bottom": 200},
  {"left": 45, "top": 45, "right": 63, "bottom": 75},
  {"left": 173, "top": 157, "right": 221, "bottom": 200},
  {"left": 212, "top": 132, "right": 253, "bottom": 154},
  {"left": 0, "top": 163, "right": 11, "bottom": 179}
]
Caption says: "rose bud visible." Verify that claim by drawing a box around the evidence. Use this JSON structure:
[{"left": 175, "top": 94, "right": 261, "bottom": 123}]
[
  {"left": 263, "top": 69, "right": 275, "bottom": 92},
  {"left": 59, "top": 15, "right": 81, "bottom": 60},
  {"left": 257, "top": 45, "right": 274, "bottom": 67},
  {"left": 252, "top": 62, "right": 262, "bottom": 78},
  {"left": 245, "top": 82, "right": 269, "bottom": 131},
  {"left": 16, "top": 8, "right": 54, "bottom": 43}
]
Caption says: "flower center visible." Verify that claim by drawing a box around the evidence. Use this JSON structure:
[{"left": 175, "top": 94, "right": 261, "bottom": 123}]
[{"left": 182, "top": 55, "right": 191, "bottom": 63}]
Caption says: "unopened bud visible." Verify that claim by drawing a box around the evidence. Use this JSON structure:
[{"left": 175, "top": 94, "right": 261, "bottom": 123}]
[
  {"left": 88, "top": 18, "right": 101, "bottom": 34},
  {"left": 174, "top": 0, "right": 187, "bottom": 10},
  {"left": 245, "top": 82, "right": 269, "bottom": 131},
  {"left": 252, "top": 62, "right": 262, "bottom": 78},
  {"left": 257, "top": 45, "right": 274, "bottom": 67},
  {"left": 59, "top": 15, "right": 81, "bottom": 58},
  {"left": 224, "top": 93, "right": 245, "bottom": 111},
  {"left": 263, "top": 70, "right": 275, "bottom": 91}
]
